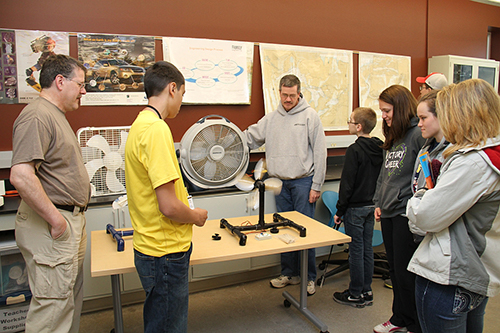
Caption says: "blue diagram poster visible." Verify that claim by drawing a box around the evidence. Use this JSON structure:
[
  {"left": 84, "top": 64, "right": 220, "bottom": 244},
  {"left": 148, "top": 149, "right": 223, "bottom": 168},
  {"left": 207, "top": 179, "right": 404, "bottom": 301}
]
[{"left": 163, "top": 37, "right": 253, "bottom": 105}]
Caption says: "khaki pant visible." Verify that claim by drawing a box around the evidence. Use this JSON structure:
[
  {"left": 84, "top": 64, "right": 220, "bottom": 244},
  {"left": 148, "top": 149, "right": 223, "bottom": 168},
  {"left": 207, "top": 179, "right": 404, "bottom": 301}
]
[{"left": 15, "top": 200, "right": 86, "bottom": 333}]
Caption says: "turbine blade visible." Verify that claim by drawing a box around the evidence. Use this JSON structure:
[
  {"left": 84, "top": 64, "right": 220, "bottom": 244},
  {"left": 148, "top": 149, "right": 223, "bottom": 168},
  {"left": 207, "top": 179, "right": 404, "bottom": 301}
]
[
  {"left": 264, "top": 178, "right": 283, "bottom": 195},
  {"left": 254, "top": 158, "right": 266, "bottom": 180},
  {"left": 249, "top": 188, "right": 259, "bottom": 211},
  {"left": 235, "top": 174, "right": 255, "bottom": 192}
]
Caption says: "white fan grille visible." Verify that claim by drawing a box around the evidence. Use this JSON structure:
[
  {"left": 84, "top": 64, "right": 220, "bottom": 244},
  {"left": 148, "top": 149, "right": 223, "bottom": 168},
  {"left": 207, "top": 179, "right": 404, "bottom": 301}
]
[
  {"left": 77, "top": 126, "right": 130, "bottom": 197},
  {"left": 190, "top": 124, "right": 246, "bottom": 183}
]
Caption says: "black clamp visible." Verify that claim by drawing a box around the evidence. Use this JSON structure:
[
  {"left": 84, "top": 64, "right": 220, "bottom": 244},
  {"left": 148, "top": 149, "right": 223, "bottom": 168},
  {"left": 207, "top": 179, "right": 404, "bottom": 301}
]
[{"left": 212, "top": 233, "right": 222, "bottom": 240}]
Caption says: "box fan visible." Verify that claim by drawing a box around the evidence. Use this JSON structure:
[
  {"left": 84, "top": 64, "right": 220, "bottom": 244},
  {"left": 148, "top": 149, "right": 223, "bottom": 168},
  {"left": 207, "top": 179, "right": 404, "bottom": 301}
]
[
  {"left": 77, "top": 126, "right": 130, "bottom": 197},
  {"left": 178, "top": 115, "right": 250, "bottom": 190},
  {"left": 179, "top": 115, "right": 284, "bottom": 214}
]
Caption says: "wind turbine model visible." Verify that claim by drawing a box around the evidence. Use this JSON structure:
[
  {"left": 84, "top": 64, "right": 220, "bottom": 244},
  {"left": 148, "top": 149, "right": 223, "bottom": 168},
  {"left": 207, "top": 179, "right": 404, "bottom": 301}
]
[{"left": 220, "top": 158, "right": 307, "bottom": 246}]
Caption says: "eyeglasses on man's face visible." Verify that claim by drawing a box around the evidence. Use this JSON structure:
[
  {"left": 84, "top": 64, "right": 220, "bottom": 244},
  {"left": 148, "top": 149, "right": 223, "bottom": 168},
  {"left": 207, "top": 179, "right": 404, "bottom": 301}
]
[
  {"left": 64, "top": 76, "right": 86, "bottom": 90},
  {"left": 347, "top": 120, "right": 358, "bottom": 125}
]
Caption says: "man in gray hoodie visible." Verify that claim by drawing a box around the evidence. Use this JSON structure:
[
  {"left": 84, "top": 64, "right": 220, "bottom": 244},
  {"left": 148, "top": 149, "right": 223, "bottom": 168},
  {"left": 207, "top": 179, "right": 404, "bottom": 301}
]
[{"left": 244, "top": 74, "right": 327, "bottom": 295}]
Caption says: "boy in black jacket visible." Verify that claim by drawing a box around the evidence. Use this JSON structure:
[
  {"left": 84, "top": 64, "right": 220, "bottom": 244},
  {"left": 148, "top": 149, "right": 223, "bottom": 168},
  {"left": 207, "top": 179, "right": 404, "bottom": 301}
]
[{"left": 333, "top": 107, "right": 383, "bottom": 308}]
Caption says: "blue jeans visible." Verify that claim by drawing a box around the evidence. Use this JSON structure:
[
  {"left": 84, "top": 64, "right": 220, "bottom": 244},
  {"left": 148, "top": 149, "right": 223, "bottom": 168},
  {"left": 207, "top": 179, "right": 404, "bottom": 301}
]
[
  {"left": 134, "top": 245, "right": 192, "bottom": 333},
  {"left": 275, "top": 176, "right": 316, "bottom": 281},
  {"left": 343, "top": 206, "right": 374, "bottom": 297},
  {"left": 415, "top": 276, "right": 488, "bottom": 333}
]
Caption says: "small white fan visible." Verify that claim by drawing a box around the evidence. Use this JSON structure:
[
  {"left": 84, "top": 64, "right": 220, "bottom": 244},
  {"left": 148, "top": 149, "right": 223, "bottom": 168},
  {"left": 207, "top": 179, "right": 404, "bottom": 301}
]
[{"left": 77, "top": 126, "right": 130, "bottom": 197}]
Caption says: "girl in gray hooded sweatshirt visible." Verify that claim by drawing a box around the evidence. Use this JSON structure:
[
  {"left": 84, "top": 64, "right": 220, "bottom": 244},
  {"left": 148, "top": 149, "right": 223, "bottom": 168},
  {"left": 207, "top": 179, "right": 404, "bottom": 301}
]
[{"left": 373, "top": 85, "right": 425, "bottom": 333}]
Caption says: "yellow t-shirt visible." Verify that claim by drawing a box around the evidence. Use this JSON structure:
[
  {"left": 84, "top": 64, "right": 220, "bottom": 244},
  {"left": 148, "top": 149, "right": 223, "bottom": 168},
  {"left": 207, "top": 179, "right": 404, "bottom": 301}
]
[{"left": 125, "top": 111, "right": 192, "bottom": 257}]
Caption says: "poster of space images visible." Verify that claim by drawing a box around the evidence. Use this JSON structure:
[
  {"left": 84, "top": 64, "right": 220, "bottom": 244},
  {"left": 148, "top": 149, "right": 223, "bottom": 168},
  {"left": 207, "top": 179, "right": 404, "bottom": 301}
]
[
  {"left": 0, "top": 29, "right": 17, "bottom": 104},
  {"left": 12, "top": 30, "right": 70, "bottom": 104},
  {"left": 78, "top": 33, "right": 155, "bottom": 105}
]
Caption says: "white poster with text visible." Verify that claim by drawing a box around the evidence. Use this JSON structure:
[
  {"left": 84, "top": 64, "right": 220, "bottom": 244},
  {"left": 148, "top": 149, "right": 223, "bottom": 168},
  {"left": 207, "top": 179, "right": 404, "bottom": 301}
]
[{"left": 163, "top": 37, "right": 252, "bottom": 104}]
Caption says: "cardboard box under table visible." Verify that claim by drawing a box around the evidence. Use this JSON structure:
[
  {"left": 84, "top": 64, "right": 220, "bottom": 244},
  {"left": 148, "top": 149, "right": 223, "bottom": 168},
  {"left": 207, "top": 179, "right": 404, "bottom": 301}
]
[
  {"left": 0, "top": 301, "right": 29, "bottom": 333},
  {"left": 0, "top": 232, "right": 31, "bottom": 333}
]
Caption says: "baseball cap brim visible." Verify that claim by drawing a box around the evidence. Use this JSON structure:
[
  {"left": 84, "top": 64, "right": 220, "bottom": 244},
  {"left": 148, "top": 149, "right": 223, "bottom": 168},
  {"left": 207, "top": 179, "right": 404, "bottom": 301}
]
[{"left": 416, "top": 76, "right": 427, "bottom": 83}]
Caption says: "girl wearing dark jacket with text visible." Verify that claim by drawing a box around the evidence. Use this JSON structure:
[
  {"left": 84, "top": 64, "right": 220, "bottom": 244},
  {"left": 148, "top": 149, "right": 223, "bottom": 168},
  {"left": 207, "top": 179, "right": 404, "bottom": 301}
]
[{"left": 373, "top": 85, "right": 425, "bottom": 333}]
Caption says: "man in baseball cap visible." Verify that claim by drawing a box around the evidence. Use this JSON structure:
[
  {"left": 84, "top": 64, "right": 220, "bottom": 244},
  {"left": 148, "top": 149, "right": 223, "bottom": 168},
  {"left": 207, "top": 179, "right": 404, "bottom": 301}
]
[{"left": 416, "top": 72, "right": 448, "bottom": 98}]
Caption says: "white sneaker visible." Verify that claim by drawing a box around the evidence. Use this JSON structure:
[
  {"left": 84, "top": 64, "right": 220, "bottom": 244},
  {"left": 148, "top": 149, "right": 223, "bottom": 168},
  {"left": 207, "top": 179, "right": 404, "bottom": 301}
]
[
  {"left": 270, "top": 275, "right": 300, "bottom": 288},
  {"left": 307, "top": 280, "right": 316, "bottom": 296},
  {"left": 373, "top": 320, "right": 407, "bottom": 333}
]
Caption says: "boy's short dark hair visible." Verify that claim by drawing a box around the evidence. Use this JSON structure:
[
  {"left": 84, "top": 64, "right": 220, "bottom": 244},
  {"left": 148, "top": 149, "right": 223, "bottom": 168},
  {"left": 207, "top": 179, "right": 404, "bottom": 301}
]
[
  {"left": 144, "top": 61, "right": 185, "bottom": 98},
  {"left": 352, "top": 107, "right": 377, "bottom": 134},
  {"left": 40, "top": 54, "right": 86, "bottom": 89}
]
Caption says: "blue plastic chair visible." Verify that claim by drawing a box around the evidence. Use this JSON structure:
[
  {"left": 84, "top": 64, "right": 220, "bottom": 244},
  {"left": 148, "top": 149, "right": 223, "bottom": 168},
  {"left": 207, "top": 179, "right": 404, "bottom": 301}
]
[
  {"left": 318, "top": 191, "right": 388, "bottom": 286},
  {"left": 318, "top": 191, "right": 348, "bottom": 285},
  {"left": 322, "top": 190, "right": 342, "bottom": 229}
]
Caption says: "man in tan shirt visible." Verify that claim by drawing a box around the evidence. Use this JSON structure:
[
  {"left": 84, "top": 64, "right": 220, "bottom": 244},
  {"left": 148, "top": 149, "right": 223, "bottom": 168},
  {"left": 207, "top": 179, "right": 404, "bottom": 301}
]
[{"left": 10, "top": 54, "right": 90, "bottom": 333}]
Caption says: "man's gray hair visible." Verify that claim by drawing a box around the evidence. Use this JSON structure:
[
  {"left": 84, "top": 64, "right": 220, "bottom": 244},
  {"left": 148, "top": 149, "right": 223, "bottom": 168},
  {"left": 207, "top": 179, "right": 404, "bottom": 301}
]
[{"left": 279, "top": 74, "right": 301, "bottom": 93}]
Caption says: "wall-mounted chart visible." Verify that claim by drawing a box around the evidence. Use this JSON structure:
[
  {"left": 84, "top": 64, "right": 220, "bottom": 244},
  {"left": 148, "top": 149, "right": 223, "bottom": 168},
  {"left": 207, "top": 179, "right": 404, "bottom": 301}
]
[
  {"left": 163, "top": 37, "right": 253, "bottom": 104},
  {"left": 0, "top": 29, "right": 17, "bottom": 104},
  {"left": 259, "top": 43, "right": 353, "bottom": 131},
  {"left": 15, "top": 30, "right": 69, "bottom": 103},
  {"left": 78, "top": 33, "right": 155, "bottom": 106},
  {"left": 358, "top": 52, "right": 411, "bottom": 140}
]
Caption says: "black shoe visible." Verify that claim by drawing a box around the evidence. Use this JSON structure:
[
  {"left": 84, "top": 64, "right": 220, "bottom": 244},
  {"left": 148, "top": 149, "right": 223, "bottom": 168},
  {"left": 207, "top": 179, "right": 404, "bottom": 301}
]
[
  {"left": 363, "top": 290, "right": 373, "bottom": 306},
  {"left": 384, "top": 278, "right": 393, "bottom": 289},
  {"left": 333, "top": 289, "right": 365, "bottom": 308}
]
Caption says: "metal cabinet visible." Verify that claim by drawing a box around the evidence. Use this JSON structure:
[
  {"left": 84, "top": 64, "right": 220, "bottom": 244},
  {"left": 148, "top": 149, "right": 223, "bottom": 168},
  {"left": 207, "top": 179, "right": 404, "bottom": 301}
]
[
  {"left": 428, "top": 55, "right": 500, "bottom": 89},
  {"left": 0, "top": 214, "right": 15, "bottom": 232}
]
